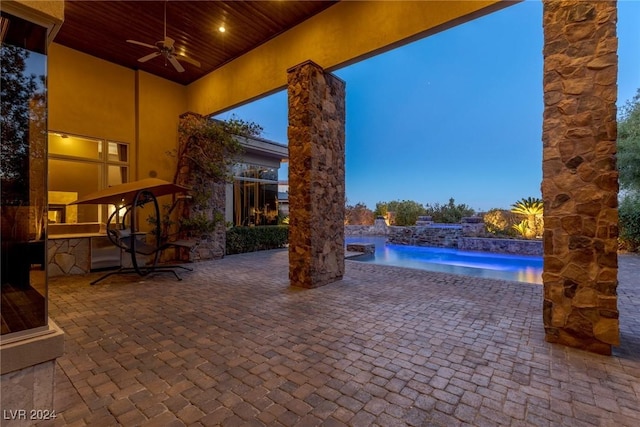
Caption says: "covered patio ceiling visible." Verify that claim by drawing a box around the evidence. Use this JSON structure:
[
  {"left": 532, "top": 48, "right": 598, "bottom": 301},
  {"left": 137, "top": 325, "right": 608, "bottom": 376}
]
[{"left": 53, "top": 0, "right": 338, "bottom": 85}]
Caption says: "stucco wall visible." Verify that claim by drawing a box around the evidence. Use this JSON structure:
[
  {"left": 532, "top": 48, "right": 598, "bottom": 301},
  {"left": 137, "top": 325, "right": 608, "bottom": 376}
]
[
  {"left": 48, "top": 43, "right": 137, "bottom": 143},
  {"left": 136, "top": 71, "right": 188, "bottom": 182},
  {"left": 48, "top": 44, "right": 188, "bottom": 184}
]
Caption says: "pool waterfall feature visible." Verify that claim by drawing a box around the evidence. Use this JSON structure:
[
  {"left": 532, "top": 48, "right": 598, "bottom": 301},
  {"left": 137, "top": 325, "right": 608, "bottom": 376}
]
[{"left": 345, "top": 216, "right": 543, "bottom": 256}]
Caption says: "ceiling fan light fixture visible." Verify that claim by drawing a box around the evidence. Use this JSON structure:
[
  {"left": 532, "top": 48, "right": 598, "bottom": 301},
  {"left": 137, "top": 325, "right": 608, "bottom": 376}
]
[{"left": 125, "top": 0, "right": 200, "bottom": 73}]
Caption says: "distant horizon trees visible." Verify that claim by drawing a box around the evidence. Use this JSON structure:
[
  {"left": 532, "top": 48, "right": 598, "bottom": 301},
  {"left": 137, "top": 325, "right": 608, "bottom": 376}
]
[
  {"left": 346, "top": 196, "right": 545, "bottom": 241},
  {"left": 347, "top": 197, "right": 476, "bottom": 226},
  {"left": 618, "top": 88, "right": 640, "bottom": 251}
]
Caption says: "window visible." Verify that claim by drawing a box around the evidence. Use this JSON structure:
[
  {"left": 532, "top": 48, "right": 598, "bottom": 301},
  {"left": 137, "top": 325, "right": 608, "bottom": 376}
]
[
  {"left": 232, "top": 163, "right": 279, "bottom": 226},
  {"left": 48, "top": 133, "right": 129, "bottom": 224}
]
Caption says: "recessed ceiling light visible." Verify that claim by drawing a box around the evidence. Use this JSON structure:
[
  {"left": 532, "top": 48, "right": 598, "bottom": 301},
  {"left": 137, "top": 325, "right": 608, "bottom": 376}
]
[{"left": 218, "top": 26, "right": 226, "bottom": 33}]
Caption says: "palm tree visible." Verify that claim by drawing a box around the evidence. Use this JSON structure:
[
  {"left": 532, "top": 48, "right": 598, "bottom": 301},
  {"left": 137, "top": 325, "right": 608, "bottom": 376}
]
[{"left": 511, "top": 197, "right": 543, "bottom": 238}]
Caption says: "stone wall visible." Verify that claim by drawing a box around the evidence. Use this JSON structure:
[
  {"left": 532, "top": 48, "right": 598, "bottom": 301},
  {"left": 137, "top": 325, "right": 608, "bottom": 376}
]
[
  {"left": 345, "top": 219, "right": 389, "bottom": 236},
  {"left": 542, "top": 0, "right": 619, "bottom": 354},
  {"left": 366, "top": 221, "right": 543, "bottom": 256},
  {"left": 288, "top": 61, "right": 345, "bottom": 288},
  {"left": 175, "top": 113, "right": 226, "bottom": 262},
  {"left": 459, "top": 238, "right": 543, "bottom": 256},
  {"left": 460, "top": 217, "right": 486, "bottom": 237},
  {"left": 388, "top": 225, "right": 463, "bottom": 248},
  {"left": 47, "top": 238, "right": 90, "bottom": 276}
]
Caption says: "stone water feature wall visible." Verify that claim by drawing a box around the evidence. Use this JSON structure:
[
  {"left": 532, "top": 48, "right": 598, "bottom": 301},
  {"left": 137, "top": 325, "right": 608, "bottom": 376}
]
[
  {"left": 542, "top": 1, "right": 619, "bottom": 354},
  {"left": 459, "top": 238, "right": 543, "bottom": 256},
  {"left": 345, "top": 218, "right": 389, "bottom": 236},
  {"left": 388, "top": 225, "right": 463, "bottom": 248},
  {"left": 288, "top": 61, "right": 346, "bottom": 288},
  {"left": 387, "top": 217, "right": 485, "bottom": 248},
  {"left": 359, "top": 217, "right": 543, "bottom": 255}
]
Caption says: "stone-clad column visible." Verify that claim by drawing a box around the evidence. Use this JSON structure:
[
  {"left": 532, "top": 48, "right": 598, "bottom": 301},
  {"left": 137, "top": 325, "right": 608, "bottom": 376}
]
[
  {"left": 287, "top": 61, "right": 346, "bottom": 288},
  {"left": 542, "top": 1, "right": 619, "bottom": 355}
]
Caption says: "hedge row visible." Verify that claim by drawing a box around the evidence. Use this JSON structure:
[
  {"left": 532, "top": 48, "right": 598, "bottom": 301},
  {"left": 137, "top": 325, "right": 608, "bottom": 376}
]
[{"left": 226, "top": 226, "right": 289, "bottom": 255}]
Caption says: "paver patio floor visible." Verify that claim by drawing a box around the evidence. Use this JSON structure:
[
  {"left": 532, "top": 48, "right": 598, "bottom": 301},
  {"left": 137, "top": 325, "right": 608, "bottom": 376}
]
[{"left": 41, "top": 250, "right": 640, "bottom": 426}]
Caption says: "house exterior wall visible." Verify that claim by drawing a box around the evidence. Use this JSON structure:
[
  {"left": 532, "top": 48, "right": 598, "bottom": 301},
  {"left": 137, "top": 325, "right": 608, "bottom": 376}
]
[
  {"left": 48, "top": 44, "right": 189, "bottom": 185},
  {"left": 136, "top": 71, "right": 188, "bottom": 182},
  {"left": 48, "top": 43, "right": 137, "bottom": 144}
]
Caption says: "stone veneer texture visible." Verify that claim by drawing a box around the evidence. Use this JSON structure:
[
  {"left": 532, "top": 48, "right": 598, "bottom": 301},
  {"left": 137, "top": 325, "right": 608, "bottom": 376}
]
[
  {"left": 175, "top": 113, "right": 226, "bottom": 261},
  {"left": 288, "top": 61, "right": 346, "bottom": 288},
  {"left": 47, "top": 238, "right": 90, "bottom": 276},
  {"left": 542, "top": 0, "right": 619, "bottom": 354}
]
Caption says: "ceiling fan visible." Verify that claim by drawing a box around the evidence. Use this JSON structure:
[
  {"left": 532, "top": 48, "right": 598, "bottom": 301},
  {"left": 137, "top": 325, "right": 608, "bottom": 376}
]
[{"left": 126, "top": 0, "right": 200, "bottom": 73}]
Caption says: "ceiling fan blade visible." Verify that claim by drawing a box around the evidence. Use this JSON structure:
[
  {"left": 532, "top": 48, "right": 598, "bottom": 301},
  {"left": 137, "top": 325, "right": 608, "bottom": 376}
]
[
  {"left": 176, "top": 53, "right": 201, "bottom": 68},
  {"left": 168, "top": 55, "right": 185, "bottom": 73},
  {"left": 127, "top": 39, "right": 156, "bottom": 49},
  {"left": 138, "top": 51, "right": 161, "bottom": 63}
]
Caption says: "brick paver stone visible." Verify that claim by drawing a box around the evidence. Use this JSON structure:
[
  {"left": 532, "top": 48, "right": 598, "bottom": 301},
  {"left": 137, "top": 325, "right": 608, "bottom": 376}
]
[{"left": 37, "top": 250, "right": 640, "bottom": 426}]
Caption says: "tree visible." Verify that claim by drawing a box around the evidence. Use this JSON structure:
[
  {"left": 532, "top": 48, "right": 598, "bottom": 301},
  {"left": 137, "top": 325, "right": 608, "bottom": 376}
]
[
  {"left": 345, "top": 202, "right": 374, "bottom": 225},
  {"left": 374, "top": 202, "right": 388, "bottom": 219},
  {"left": 393, "top": 200, "right": 425, "bottom": 226},
  {"left": 424, "top": 198, "right": 475, "bottom": 223},
  {"left": 156, "top": 115, "right": 260, "bottom": 240},
  {"left": 1, "top": 45, "right": 40, "bottom": 206},
  {"left": 618, "top": 88, "right": 640, "bottom": 192},
  {"left": 374, "top": 200, "right": 424, "bottom": 226},
  {"left": 511, "top": 197, "right": 543, "bottom": 239},
  {"left": 619, "top": 193, "right": 640, "bottom": 252}
]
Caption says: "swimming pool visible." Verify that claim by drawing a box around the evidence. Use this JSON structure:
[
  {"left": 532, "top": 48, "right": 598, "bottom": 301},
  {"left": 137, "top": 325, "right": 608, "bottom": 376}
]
[{"left": 346, "top": 236, "right": 543, "bottom": 284}]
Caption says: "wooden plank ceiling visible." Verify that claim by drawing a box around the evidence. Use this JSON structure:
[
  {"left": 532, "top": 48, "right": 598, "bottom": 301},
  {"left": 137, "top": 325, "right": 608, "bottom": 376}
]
[{"left": 54, "top": 1, "right": 338, "bottom": 85}]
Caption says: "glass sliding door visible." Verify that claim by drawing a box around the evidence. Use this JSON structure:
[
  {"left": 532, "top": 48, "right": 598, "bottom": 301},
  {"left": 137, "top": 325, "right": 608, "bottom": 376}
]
[
  {"left": 1, "top": 11, "right": 48, "bottom": 336},
  {"left": 232, "top": 163, "right": 279, "bottom": 226}
]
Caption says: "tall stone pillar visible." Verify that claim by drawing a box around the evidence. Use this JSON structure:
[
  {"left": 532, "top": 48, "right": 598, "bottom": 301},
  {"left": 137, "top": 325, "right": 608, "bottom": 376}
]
[
  {"left": 542, "top": 1, "right": 619, "bottom": 355},
  {"left": 287, "top": 61, "right": 346, "bottom": 288}
]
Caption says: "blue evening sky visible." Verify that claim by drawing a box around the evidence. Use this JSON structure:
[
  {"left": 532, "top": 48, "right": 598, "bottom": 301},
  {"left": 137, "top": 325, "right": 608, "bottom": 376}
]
[{"left": 216, "top": 1, "right": 640, "bottom": 212}]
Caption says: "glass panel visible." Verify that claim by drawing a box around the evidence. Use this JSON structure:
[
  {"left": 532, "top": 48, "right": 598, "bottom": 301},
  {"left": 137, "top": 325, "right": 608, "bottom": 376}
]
[
  {"left": 233, "top": 163, "right": 257, "bottom": 179},
  {"left": 233, "top": 180, "right": 279, "bottom": 226},
  {"left": 48, "top": 159, "right": 101, "bottom": 223},
  {"left": 233, "top": 163, "right": 279, "bottom": 181},
  {"left": 1, "top": 12, "right": 48, "bottom": 335},
  {"left": 258, "top": 167, "right": 277, "bottom": 181},
  {"left": 257, "top": 182, "right": 278, "bottom": 225},
  {"left": 107, "top": 164, "right": 128, "bottom": 187},
  {"left": 48, "top": 133, "right": 102, "bottom": 159},
  {"left": 107, "top": 142, "right": 128, "bottom": 163}
]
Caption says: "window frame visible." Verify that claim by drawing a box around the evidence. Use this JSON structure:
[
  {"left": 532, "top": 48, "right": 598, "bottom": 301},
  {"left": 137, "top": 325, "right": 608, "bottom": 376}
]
[{"left": 47, "top": 131, "right": 130, "bottom": 224}]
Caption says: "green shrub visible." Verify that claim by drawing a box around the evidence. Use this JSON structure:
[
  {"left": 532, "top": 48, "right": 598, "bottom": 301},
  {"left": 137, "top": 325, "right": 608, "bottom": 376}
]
[
  {"left": 374, "top": 200, "right": 425, "bottom": 226},
  {"left": 619, "top": 193, "right": 640, "bottom": 252},
  {"left": 483, "top": 208, "right": 518, "bottom": 236},
  {"left": 226, "top": 225, "right": 289, "bottom": 255},
  {"left": 424, "top": 198, "right": 475, "bottom": 224}
]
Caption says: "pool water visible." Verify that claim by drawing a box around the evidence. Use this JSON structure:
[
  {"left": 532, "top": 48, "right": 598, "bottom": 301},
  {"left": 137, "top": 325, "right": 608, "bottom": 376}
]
[{"left": 346, "top": 236, "right": 543, "bottom": 284}]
